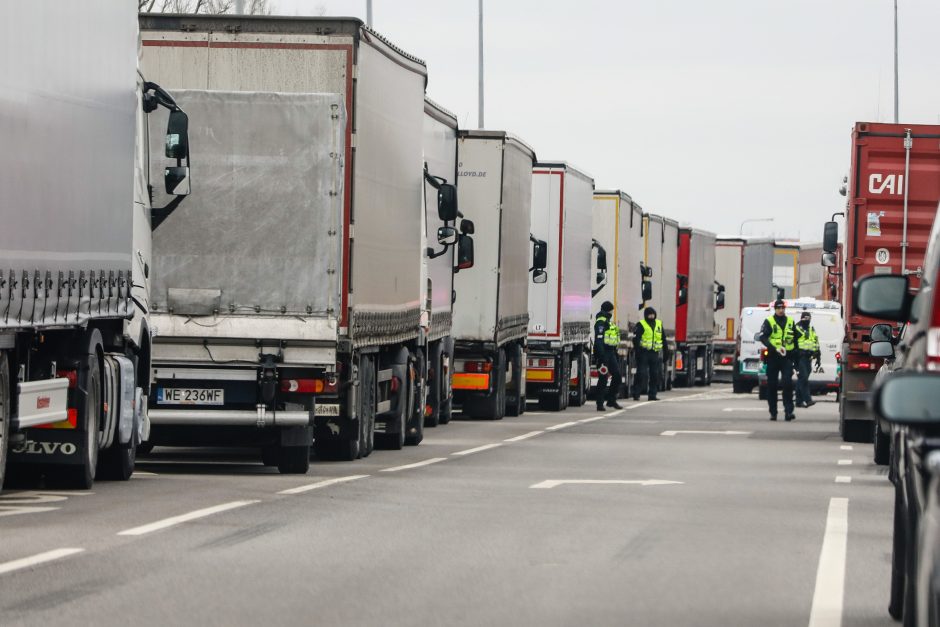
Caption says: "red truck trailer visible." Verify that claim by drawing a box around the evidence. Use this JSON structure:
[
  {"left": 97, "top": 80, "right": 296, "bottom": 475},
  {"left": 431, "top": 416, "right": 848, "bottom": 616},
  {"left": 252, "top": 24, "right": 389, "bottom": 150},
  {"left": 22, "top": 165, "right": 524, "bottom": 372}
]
[
  {"left": 822, "top": 122, "right": 940, "bottom": 442},
  {"left": 675, "top": 227, "right": 721, "bottom": 386}
]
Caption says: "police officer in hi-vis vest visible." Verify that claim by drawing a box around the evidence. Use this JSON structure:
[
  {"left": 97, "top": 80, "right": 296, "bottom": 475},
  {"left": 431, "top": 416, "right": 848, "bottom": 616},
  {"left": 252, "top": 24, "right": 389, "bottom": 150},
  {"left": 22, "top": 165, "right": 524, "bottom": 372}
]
[
  {"left": 633, "top": 307, "right": 663, "bottom": 401},
  {"left": 593, "top": 301, "right": 623, "bottom": 411},
  {"left": 794, "top": 310, "right": 820, "bottom": 408},
  {"left": 758, "top": 299, "right": 804, "bottom": 421}
]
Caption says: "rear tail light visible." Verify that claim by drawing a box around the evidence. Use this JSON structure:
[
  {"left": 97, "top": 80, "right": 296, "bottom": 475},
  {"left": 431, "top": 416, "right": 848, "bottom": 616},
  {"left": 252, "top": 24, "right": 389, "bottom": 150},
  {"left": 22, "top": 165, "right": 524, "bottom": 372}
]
[
  {"left": 676, "top": 354, "right": 684, "bottom": 370},
  {"left": 280, "top": 375, "right": 338, "bottom": 395},
  {"left": 527, "top": 357, "right": 555, "bottom": 369},
  {"left": 36, "top": 407, "right": 78, "bottom": 430},
  {"left": 846, "top": 353, "right": 879, "bottom": 371},
  {"left": 720, "top": 356, "right": 733, "bottom": 365},
  {"left": 590, "top": 368, "right": 599, "bottom": 378},
  {"left": 463, "top": 360, "right": 493, "bottom": 374}
]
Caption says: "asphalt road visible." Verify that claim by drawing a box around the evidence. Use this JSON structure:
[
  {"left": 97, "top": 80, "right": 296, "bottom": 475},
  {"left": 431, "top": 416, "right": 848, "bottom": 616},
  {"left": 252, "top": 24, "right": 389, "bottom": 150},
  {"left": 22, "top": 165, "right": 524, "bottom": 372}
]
[{"left": 0, "top": 386, "right": 895, "bottom": 627}]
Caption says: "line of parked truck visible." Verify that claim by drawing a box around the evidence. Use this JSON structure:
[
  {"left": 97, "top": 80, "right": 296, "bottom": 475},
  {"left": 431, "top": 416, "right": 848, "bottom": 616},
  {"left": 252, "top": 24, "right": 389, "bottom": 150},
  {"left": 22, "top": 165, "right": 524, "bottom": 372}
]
[{"left": 1, "top": 9, "right": 863, "bottom": 490}]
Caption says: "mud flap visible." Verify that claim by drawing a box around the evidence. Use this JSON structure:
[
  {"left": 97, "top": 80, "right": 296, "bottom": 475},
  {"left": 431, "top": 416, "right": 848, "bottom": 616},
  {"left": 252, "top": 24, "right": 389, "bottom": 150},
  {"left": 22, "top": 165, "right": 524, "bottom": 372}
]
[{"left": 9, "top": 428, "right": 88, "bottom": 465}]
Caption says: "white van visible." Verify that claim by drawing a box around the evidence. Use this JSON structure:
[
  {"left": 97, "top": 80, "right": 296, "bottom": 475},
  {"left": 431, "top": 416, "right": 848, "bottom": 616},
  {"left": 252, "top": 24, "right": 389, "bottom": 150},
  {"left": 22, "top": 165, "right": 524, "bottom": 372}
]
[{"left": 735, "top": 299, "right": 843, "bottom": 397}]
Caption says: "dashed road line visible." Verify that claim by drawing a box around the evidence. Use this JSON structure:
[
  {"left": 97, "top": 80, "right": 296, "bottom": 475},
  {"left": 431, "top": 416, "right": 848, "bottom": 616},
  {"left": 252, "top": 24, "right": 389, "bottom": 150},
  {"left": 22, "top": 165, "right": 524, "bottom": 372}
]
[
  {"left": 808, "top": 497, "right": 849, "bottom": 627},
  {"left": 380, "top": 458, "right": 448, "bottom": 473},
  {"left": 452, "top": 443, "right": 503, "bottom": 457},
  {"left": 546, "top": 421, "right": 579, "bottom": 431},
  {"left": 578, "top": 416, "right": 607, "bottom": 424},
  {"left": 835, "top": 476, "right": 852, "bottom": 484},
  {"left": 118, "top": 500, "right": 259, "bottom": 536},
  {"left": 840, "top": 445, "right": 853, "bottom": 451},
  {"left": 661, "top": 430, "right": 751, "bottom": 437},
  {"left": 530, "top": 479, "right": 683, "bottom": 489},
  {"left": 0, "top": 548, "right": 85, "bottom": 576},
  {"left": 278, "top": 475, "right": 370, "bottom": 495},
  {"left": 837, "top": 460, "right": 852, "bottom": 466},
  {"left": 504, "top": 431, "right": 543, "bottom": 443}
]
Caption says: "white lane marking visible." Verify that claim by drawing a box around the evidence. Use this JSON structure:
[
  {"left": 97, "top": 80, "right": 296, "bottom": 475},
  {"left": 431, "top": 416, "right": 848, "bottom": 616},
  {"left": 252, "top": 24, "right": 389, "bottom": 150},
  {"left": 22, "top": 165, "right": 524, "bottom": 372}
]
[
  {"left": 835, "top": 476, "right": 852, "bottom": 484},
  {"left": 133, "top": 471, "right": 158, "bottom": 476},
  {"left": 722, "top": 408, "right": 765, "bottom": 412},
  {"left": 660, "top": 430, "right": 751, "bottom": 437},
  {"left": 546, "top": 421, "right": 578, "bottom": 431},
  {"left": 117, "top": 500, "right": 259, "bottom": 536},
  {"left": 504, "top": 431, "right": 543, "bottom": 443},
  {"left": 530, "top": 479, "right": 683, "bottom": 489},
  {"left": 628, "top": 402, "right": 653, "bottom": 410},
  {"left": 840, "top": 445, "right": 853, "bottom": 451},
  {"left": 0, "top": 506, "right": 59, "bottom": 518},
  {"left": 379, "top": 458, "right": 447, "bottom": 473},
  {"left": 837, "top": 459, "right": 852, "bottom": 466},
  {"left": 808, "top": 497, "right": 849, "bottom": 627},
  {"left": 452, "top": 443, "right": 503, "bottom": 457},
  {"left": 278, "top": 475, "right": 369, "bottom": 495},
  {"left": 578, "top": 416, "right": 607, "bottom": 424},
  {"left": 606, "top": 409, "right": 626, "bottom": 417},
  {"left": 0, "top": 548, "right": 85, "bottom": 576}
]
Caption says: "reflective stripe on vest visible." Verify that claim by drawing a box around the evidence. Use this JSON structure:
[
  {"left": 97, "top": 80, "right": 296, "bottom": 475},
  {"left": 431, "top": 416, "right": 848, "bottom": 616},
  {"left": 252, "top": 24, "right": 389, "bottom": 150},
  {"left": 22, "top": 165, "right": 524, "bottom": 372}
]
[
  {"left": 639, "top": 319, "right": 663, "bottom": 351},
  {"left": 766, "top": 316, "right": 796, "bottom": 351},
  {"left": 798, "top": 326, "right": 819, "bottom": 351}
]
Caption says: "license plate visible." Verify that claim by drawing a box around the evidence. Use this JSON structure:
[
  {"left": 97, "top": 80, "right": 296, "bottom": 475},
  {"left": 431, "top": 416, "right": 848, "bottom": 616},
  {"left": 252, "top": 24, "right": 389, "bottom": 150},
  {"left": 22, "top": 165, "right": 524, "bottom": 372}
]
[
  {"left": 157, "top": 387, "right": 224, "bottom": 405},
  {"left": 744, "top": 359, "right": 760, "bottom": 372},
  {"left": 314, "top": 403, "right": 340, "bottom": 417}
]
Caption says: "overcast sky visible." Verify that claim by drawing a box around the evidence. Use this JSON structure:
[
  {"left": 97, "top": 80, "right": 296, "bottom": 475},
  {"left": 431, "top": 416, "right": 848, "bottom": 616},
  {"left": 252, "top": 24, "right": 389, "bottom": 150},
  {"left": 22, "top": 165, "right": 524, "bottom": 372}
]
[{"left": 272, "top": 0, "right": 940, "bottom": 241}]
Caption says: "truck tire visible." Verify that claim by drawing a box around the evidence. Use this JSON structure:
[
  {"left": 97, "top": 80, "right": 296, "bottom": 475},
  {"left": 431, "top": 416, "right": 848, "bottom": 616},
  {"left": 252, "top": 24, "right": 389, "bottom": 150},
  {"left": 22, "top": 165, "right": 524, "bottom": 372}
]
[
  {"left": 406, "top": 351, "right": 425, "bottom": 445},
  {"left": 568, "top": 350, "right": 587, "bottom": 407},
  {"left": 505, "top": 344, "right": 525, "bottom": 417},
  {"left": 439, "top": 397, "right": 453, "bottom": 425},
  {"left": 539, "top": 355, "right": 569, "bottom": 412},
  {"left": 758, "top": 386, "right": 767, "bottom": 401},
  {"left": 424, "top": 343, "right": 442, "bottom": 428},
  {"left": 0, "top": 352, "right": 9, "bottom": 489},
  {"left": 261, "top": 445, "right": 278, "bottom": 467},
  {"left": 732, "top": 379, "right": 750, "bottom": 394},
  {"left": 360, "top": 355, "right": 375, "bottom": 457},
  {"left": 97, "top": 435, "right": 136, "bottom": 481},
  {"left": 874, "top": 420, "right": 891, "bottom": 466},
  {"left": 483, "top": 349, "right": 506, "bottom": 420},
  {"left": 277, "top": 444, "right": 311, "bottom": 474},
  {"left": 56, "top": 340, "right": 102, "bottom": 489}
]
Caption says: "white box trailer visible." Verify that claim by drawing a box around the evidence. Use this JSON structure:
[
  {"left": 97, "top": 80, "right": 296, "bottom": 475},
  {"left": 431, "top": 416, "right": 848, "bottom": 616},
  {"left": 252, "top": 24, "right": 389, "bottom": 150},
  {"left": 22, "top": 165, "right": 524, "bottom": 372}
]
[
  {"left": 140, "top": 16, "right": 452, "bottom": 463},
  {"left": 642, "top": 214, "right": 679, "bottom": 389},
  {"left": 590, "top": 190, "right": 646, "bottom": 397},
  {"left": 451, "top": 131, "right": 538, "bottom": 419},
  {"left": 712, "top": 237, "right": 775, "bottom": 388},
  {"left": 0, "top": 3, "right": 189, "bottom": 488},
  {"left": 527, "top": 162, "right": 598, "bottom": 410},
  {"left": 422, "top": 98, "right": 459, "bottom": 427}
]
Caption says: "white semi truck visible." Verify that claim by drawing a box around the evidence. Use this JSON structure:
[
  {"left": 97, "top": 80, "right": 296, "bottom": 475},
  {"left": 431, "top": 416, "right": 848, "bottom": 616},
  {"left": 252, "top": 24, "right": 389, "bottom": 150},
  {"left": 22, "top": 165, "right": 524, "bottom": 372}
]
[
  {"left": 590, "top": 190, "right": 649, "bottom": 398},
  {"left": 451, "top": 131, "right": 540, "bottom": 419},
  {"left": 0, "top": 3, "right": 190, "bottom": 488},
  {"left": 140, "top": 16, "right": 458, "bottom": 466},
  {"left": 642, "top": 214, "right": 679, "bottom": 389},
  {"left": 527, "top": 162, "right": 598, "bottom": 410}
]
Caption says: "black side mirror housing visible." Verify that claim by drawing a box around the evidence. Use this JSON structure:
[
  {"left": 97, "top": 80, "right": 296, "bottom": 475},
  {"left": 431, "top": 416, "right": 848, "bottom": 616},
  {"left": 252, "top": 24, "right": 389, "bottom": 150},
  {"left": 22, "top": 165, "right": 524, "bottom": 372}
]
[
  {"left": 165, "top": 110, "right": 190, "bottom": 160},
  {"left": 854, "top": 274, "right": 912, "bottom": 321},
  {"left": 460, "top": 219, "right": 475, "bottom": 235},
  {"left": 456, "top": 233, "right": 474, "bottom": 271},
  {"left": 165, "top": 166, "right": 191, "bottom": 196},
  {"left": 642, "top": 280, "right": 653, "bottom": 302},
  {"left": 822, "top": 221, "right": 839, "bottom": 254},
  {"left": 532, "top": 238, "right": 548, "bottom": 270},
  {"left": 437, "top": 226, "right": 457, "bottom": 246},
  {"left": 872, "top": 374, "right": 940, "bottom": 425},
  {"left": 715, "top": 291, "right": 725, "bottom": 311},
  {"left": 870, "top": 323, "right": 894, "bottom": 343},
  {"left": 437, "top": 183, "right": 458, "bottom": 222}
]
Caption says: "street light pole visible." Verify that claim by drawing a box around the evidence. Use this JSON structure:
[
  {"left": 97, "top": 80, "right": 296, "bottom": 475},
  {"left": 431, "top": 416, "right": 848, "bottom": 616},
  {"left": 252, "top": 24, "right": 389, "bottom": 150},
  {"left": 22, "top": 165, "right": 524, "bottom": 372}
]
[
  {"left": 739, "top": 218, "right": 774, "bottom": 236},
  {"left": 893, "top": 0, "right": 899, "bottom": 123},
  {"left": 366, "top": 0, "right": 373, "bottom": 27},
  {"left": 478, "top": 0, "right": 484, "bottom": 129}
]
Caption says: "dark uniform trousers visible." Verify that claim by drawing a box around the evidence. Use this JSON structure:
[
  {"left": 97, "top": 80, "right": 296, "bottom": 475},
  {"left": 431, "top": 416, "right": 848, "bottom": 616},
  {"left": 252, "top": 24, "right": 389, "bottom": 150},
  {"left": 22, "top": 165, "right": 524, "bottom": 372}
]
[
  {"left": 635, "top": 349, "right": 662, "bottom": 400},
  {"left": 765, "top": 353, "right": 794, "bottom": 415},
  {"left": 594, "top": 347, "right": 622, "bottom": 403},
  {"left": 795, "top": 352, "right": 813, "bottom": 406}
]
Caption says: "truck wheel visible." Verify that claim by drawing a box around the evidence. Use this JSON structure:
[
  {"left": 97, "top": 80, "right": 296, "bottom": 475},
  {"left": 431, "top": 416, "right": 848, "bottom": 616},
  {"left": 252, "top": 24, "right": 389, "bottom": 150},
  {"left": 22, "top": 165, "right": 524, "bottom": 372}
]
[
  {"left": 732, "top": 380, "right": 749, "bottom": 393},
  {"left": 439, "top": 397, "right": 453, "bottom": 425},
  {"left": 874, "top": 420, "right": 891, "bottom": 465},
  {"left": 424, "top": 343, "right": 442, "bottom": 428},
  {"left": 757, "top": 386, "right": 767, "bottom": 401},
  {"left": 277, "top": 444, "right": 311, "bottom": 474},
  {"left": 482, "top": 349, "right": 506, "bottom": 420},
  {"left": 97, "top": 436, "right": 136, "bottom": 481},
  {"left": 0, "top": 352, "right": 9, "bottom": 489},
  {"left": 261, "top": 445, "right": 278, "bottom": 467},
  {"left": 55, "top": 346, "right": 101, "bottom": 490},
  {"left": 506, "top": 344, "right": 525, "bottom": 417},
  {"left": 568, "top": 350, "right": 587, "bottom": 407}
]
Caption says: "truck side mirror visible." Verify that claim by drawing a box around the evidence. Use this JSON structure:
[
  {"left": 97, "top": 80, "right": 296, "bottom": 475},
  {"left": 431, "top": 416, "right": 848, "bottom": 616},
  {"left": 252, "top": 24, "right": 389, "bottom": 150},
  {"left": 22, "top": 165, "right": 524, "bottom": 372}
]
[
  {"left": 677, "top": 275, "right": 688, "bottom": 306},
  {"left": 532, "top": 269, "right": 548, "bottom": 284},
  {"left": 854, "top": 274, "right": 912, "bottom": 321},
  {"left": 715, "top": 291, "right": 725, "bottom": 311},
  {"left": 642, "top": 280, "right": 653, "bottom": 302},
  {"left": 870, "top": 323, "right": 894, "bottom": 343},
  {"left": 455, "top": 233, "right": 474, "bottom": 271},
  {"left": 165, "top": 110, "right": 190, "bottom": 160},
  {"left": 593, "top": 240, "right": 607, "bottom": 271},
  {"left": 165, "top": 166, "right": 191, "bottom": 196},
  {"left": 437, "top": 226, "right": 457, "bottom": 246},
  {"left": 641, "top": 263, "right": 653, "bottom": 278},
  {"left": 532, "top": 238, "right": 548, "bottom": 270},
  {"left": 460, "top": 219, "right": 475, "bottom": 235},
  {"left": 437, "top": 183, "right": 458, "bottom": 222},
  {"left": 822, "top": 221, "right": 838, "bottom": 254},
  {"left": 873, "top": 373, "right": 940, "bottom": 425},
  {"left": 821, "top": 252, "right": 836, "bottom": 268}
]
